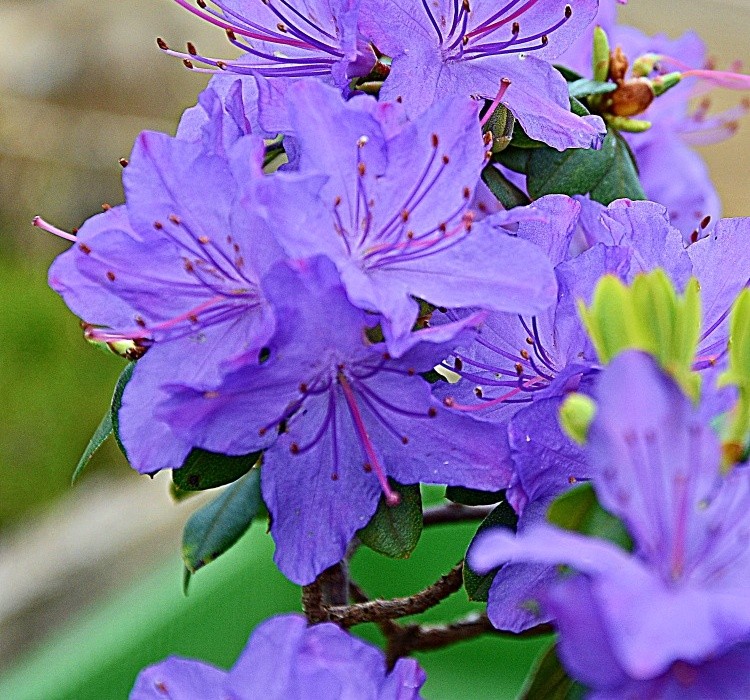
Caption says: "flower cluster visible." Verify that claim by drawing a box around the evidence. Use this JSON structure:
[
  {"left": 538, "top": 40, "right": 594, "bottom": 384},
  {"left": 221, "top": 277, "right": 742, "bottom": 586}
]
[{"left": 36, "top": 0, "right": 750, "bottom": 696}]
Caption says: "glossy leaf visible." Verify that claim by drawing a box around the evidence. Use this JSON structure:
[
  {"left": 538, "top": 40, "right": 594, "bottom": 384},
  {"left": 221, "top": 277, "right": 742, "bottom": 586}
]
[
  {"left": 172, "top": 449, "right": 260, "bottom": 492},
  {"left": 111, "top": 361, "right": 136, "bottom": 459},
  {"left": 481, "top": 165, "right": 530, "bottom": 209},
  {"left": 73, "top": 361, "right": 133, "bottom": 482},
  {"left": 547, "top": 483, "right": 632, "bottom": 551},
  {"left": 520, "top": 643, "right": 587, "bottom": 700},
  {"left": 526, "top": 130, "right": 616, "bottom": 200},
  {"left": 590, "top": 131, "right": 646, "bottom": 204},
  {"left": 445, "top": 485, "right": 505, "bottom": 506},
  {"left": 464, "top": 500, "right": 518, "bottom": 601},
  {"left": 358, "top": 481, "right": 422, "bottom": 559},
  {"left": 182, "top": 468, "right": 263, "bottom": 576},
  {"left": 568, "top": 79, "right": 617, "bottom": 99}
]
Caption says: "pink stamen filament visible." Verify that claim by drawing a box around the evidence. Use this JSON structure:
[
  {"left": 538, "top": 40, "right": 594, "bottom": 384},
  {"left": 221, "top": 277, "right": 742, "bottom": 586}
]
[
  {"left": 86, "top": 294, "right": 226, "bottom": 342},
  {"left": 171, "top": 0, "right": 311, "bottom": 48},
  {"left": 480, "top": 78, "right": 511, "bottom": 127},
  {"left": 447, "top": 377, "right": 544, "bottom": 412},
  {"left": 32, "top": 216, "right": 77, "bottom": 243},
  {"left": 465, "top": 0, "right": 542, "bottom": 40},
  {"left": 338, "top": 373, "right": 400, "bottom": 506}
]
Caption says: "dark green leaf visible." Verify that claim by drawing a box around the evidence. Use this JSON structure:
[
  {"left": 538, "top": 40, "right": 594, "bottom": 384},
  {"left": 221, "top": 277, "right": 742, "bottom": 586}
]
[
  {"left": 111, "top": 361, "right": 136, "bottom": 459},
  {"left": 554, "top": 65, "right": 585, "bottom": 82},
  {"left": 568, "top": 96, "right": 590, "bottom": 117},
  {"left": 520, "top": 643, "right": 587, "bottom": 700},
  {"left": 73, "top": 361, "right": 133, "bottom": 482},
  {"left": 172, "top": 449, "right": 260, "bottom": 492},
  {"left": 526, "top": 130, "right": 617, "bottom": 200},
  {"left": 182, "top": 468, "right": 263, "bottom": 575},
  {"left": 495, "top": 146, "right": 531, "bottom": 173},
  {"left": 463, "top": 500, "right": 518, "bottom": 601},
  {"left": 481, "top": 165, "right": 531, "bottom": 210},
  {"left": 445, "top": 485, "right": 505, "bottom": 506},
  {"left": 547, "top": 482, "right": 632, "bottom": 551},
  {"left": 590, "top": 130, "right": 646, "bottom": 205},
  {"left": 568, "top": 79, "right": 617, "bottom": 99},
  {"left": 72, "top": 409, "right": 112, "bottom": 484},
  {"left": 358, "top": 481, "right": 422, "bottom": 559},
  {"left": 509, "top": 128, "right": 545, "bottom": 150}
]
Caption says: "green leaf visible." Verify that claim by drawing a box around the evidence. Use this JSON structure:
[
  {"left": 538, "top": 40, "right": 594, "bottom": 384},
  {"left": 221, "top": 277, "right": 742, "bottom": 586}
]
[
  {"left": 526, "top": 130, "right": 617, "bottom": 200},
  {"left": 547, "top": 482, "right": 632, "bottom": 551},
  {"left": 568, "top": 79, "right": 617, "bottom": 99},
  {"left": 554, "top": 65, "right": 585, "bottom": 82},
  {"left": 568, "top": 96, "right": 590, "bottom": 117},
  {"left": 172, "top": 449, "right": 260, "bottom": 492},
  {"left": 182, "top": 468, "right": 263, "bottom": 576},
  {"left": 481, "top": 165, "right": 530, "bottom": 210},
  {"left": 111, "top": 361, "right": 136, "bottom": 459},
  {"left": 358, "top": 481, "right": 422, "bottom": 559},
  {"left": 495, "top": 146, "right": 531, "bottom": 173},
  {"left": 463, "top": 500, "right": 518, "bottom": 601},
  {"left": 72, "top": 410, "right": 112, "bottom": 484},
  {"left": 445, "top": 486, "right": 505, "bottom": 506},
  {"left": 73, "top": 361, "right": 133, "bottom": 482},
  {"left": 520, "top": 643, "right": 586, "bottom": 700},
  {"left": 590, "top": 130, "right": 646, "bottom": 204}
]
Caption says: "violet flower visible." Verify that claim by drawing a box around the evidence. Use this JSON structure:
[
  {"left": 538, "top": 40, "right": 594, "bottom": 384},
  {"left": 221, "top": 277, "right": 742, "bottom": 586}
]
[
  {"left": 131, "top": 614, "right": 426, "bottom": 699},
  {"left": 161, "top": 256, "right": 512, "bottom": 584},
  {"left": 471, "top": 351, "right": 750, "bottom": 696},
  {"left": 443, "top": 199, "right": 750, "bottom": 631},
  {"left": 42, "top": 131, "right": 279, "bottom": 474},
  {"left": 165, "top": 0, "right": 375, "bottom": 87},
  {"left": 358, "top": 0, "right": 606, "bottom": 150},
  {"left": 255, "top": 80, "right": 558, "bottom": 353}
]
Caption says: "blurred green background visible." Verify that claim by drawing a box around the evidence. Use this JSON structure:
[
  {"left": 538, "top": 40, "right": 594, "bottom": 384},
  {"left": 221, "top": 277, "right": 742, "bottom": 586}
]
[{"left": 1, "top": 1, "right": 749, "bottom": 697}]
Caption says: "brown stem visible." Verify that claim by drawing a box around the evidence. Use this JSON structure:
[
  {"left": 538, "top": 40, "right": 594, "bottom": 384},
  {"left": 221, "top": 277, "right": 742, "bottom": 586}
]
[
  {"left": 319, "top": 561, "right": 464, "bottom": 627},
  {"left": 386, "top": 613, "right": 554, "bottom": 666},
  {"left": 422, "top": 503, "right": 494, "bottom": 526},
  {"left": 303, "top": 562, "right": 349, "bottom": 622}
]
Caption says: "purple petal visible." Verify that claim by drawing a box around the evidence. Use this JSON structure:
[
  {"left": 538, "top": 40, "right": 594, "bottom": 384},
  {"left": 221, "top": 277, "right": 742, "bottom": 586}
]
[{"left": 130, "top": 657, "right": 227, "bottom": 700}]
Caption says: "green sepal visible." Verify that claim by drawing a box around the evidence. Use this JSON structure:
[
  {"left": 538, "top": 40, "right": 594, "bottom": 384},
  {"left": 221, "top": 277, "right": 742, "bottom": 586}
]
[
  {"left": 652, "top": 71, "right": 682, "bottom": 96},
  {"left": 181, "top": 467, "right": 263, "bottom": 579},
  {"left": 568, "top": 79, "right": 617, "bottom": 100},
  {"left": 463, "top": 500, "right": 518, "bottom": 601},
  {"left": 481, "top": 164, "right": 530, "bottom": 209},
  {"left": 604, "top": 115, "right": 652, "bottom": 133},
  {"left": 445, "top": 485, "right": 505, "bottom": 506},
  {"left": 547, "top": 482, "right": 632, "bottom": 552},
  {"left": 357, "top": 481, "right": 422, "bottom": 559},
  {"left": 482, "top": 103, "right": 516, "bottom": 153},
  {"left": 718, "top": 288, "right": 750, "bottom": 466},
  {"left": 592, "top": 26, "right": 611, "bottom": 83},
  {"left": 519, "top": 643, "right": 587, "bottom": 700},
  {"left": 558, "top": 393, "right": 596, "bottom": 446},
  {"left": 579, "top": 271, "right": 702, "bottom": 400},
  {"left": 172, "top": 449, "right": 261, "bottom": 493},
  {"left": 631, "top": 52, "right": 662, "bottom": 78}
]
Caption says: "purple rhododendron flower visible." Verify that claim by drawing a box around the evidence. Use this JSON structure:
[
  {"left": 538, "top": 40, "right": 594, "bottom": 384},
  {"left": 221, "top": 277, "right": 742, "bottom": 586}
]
[
  {"left": 131, "top": 613, "right": 426, "bottom": 699},
  {"left": 358, "top": 0, "right": 606, "bottom": 150},
  {"left": 160, "top": 256, "right": 512, "bottom": 584},
  {"left": 45, "top": 131, "right": 279, "bottom": 474},
  {"left": 443, "top": 198, "right": 749, "bottom": 631},
  {"left": 166, "top": 0, "right": 375, "bottom": 86},
  {"left": 255, "top": 80, "right": 558, "bottom": 352},
  {"left": 471, "top": 351, "right": 750, "bottom": 696}
]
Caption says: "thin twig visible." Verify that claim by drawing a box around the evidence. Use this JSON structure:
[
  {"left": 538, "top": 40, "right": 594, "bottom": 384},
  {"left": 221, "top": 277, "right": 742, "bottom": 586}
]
[
  {"left": 422, "top": 503, "right": 494, "bottom": 526},
  {"left": 386, "top": 613, "right": 554, "bottom": 665},
  {"left": 318, "top": 561, "right": 465, "bottom": 627}
]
